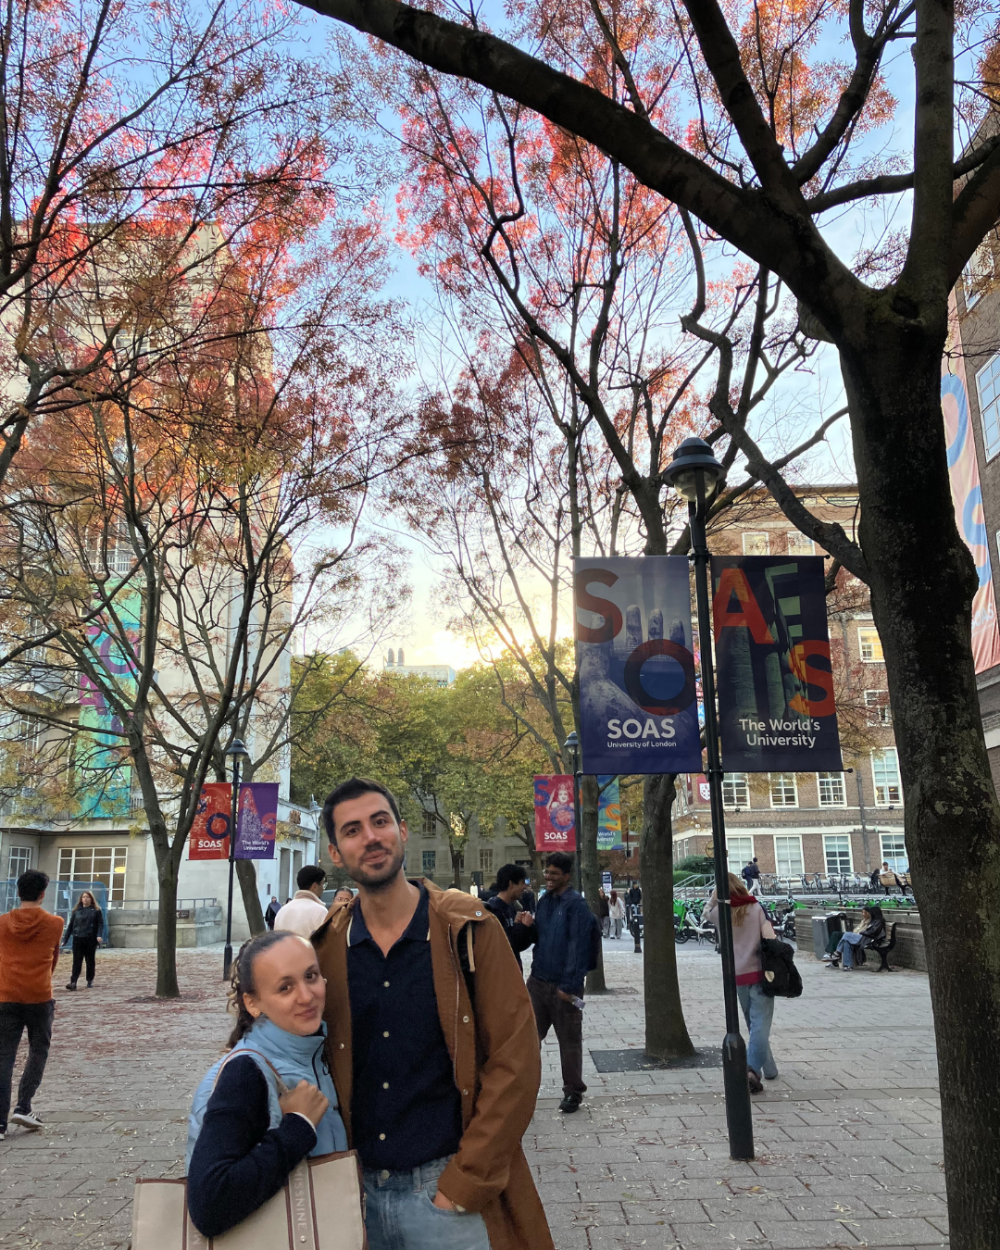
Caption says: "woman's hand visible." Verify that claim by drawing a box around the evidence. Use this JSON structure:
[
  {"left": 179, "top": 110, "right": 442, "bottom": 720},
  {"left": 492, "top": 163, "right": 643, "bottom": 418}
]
[{"left": 279, "top": 1080, "right": 329, "bottom": 1127}]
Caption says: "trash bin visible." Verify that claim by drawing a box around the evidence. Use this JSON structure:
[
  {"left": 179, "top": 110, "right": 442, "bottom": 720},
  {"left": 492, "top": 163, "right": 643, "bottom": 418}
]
[{"left": 811, "top": 912, "right": 846, "bottom": 959}]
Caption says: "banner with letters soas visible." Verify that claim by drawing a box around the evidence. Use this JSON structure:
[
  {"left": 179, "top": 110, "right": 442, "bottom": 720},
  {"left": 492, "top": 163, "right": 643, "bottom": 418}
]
[
  {"left": 711, "top": 555, "right": 842, "bottom": 772},
  {"left": 534, "top": 775, "right": 577, "bottom": 852},
  {"left": 575, "top": 557, "right": 702, "bottom": 775}
]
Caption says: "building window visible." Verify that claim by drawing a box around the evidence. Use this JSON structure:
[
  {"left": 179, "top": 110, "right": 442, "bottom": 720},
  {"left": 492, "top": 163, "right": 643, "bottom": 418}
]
[
  {"left": 880, "top": 832, "right": 908, "bottom": 873},
  {"left": 871, "top": 749, "right": 902, "bottom": 806},
  {"left": 786, "top": 531, "right": 814, "bottom": 555},
  {"left": 722, "top": 773, "right": 749, "bottom": 809},
  {"left": 7, "top": 846, "right": 31, "bottom": 878},
  {"left": 421, "top": 850, "right": 437, "bottom": 875},
  {"left": 421, "top": 809, "right": 437, "bottom": 837},
  {"left": 57, "top": 846, "right": 127, "bottom": 906},
  {"left": 824, "top": 835, "right": 853, "bottom": 876},
  {"left": 774, "top": 835, "right": 803, "bottom": 877},
  {"left": 478, "top": 847, "right": 494, "bottom": 874},
  {"left": 817, "top": 772, "right": 846, "bottom": 807},
  {"left": 976, "top": 352, "right": 1000, "bottom": 461},
  {"left": 769, "top": 773, "right": 798, "bottom": 808},
  {"left": 742, "top": 532, "right": 770, "bottom": 555},
  {"left": 858, "top": 626, "right": 884, "bottom": 662},
  {"left": 864, "top": 689, "right": 892, "bottom": 725},
  {"left": 727, "top": 836, "right": 754, "bottom": 875}
]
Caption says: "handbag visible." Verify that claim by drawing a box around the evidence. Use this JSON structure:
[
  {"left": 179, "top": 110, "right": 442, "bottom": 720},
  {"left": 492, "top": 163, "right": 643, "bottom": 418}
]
[
  {"left": 131, "top": 1150, "right": 367, "bottom": 1250},
  {"left": 759, "top": 936, "right": 803, "bottom": 998}
]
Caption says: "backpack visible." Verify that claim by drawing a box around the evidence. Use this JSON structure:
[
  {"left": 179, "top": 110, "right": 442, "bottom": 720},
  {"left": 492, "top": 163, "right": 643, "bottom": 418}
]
[{"left": 759, "top": 937, "right": 803, "bottom": 998}]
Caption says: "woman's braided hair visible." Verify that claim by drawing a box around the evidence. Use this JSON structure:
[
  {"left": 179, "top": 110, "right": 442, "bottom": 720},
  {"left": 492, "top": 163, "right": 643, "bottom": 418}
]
[{"left": 226, "top": 929, "right": 299, "bottom": 1049}]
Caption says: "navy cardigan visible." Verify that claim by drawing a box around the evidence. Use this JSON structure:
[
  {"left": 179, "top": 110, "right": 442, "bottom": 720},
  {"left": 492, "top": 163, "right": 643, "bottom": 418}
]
[{"left": 187, "top": 1055, "right": 317, "bottom": 1237}]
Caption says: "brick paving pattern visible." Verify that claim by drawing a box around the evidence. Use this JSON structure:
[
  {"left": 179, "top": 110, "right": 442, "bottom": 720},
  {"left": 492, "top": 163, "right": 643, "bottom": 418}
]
[{"left": 0, "top": 937, "right": 946, "bottom": 1249}]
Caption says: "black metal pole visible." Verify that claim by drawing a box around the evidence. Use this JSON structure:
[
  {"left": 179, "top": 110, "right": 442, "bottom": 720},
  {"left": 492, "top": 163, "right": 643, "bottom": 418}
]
[
  {"left": 572, "top": 753, "right": 583, "bottom": 895},
  {"left": 689, "top": 481, "right": 755, "bottom": 1161},
  {"left": 223, "top": 758, "right": 240, "bottom": 981}
]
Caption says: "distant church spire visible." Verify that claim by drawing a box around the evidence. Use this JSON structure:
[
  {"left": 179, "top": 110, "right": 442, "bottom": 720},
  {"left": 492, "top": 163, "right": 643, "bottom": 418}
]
[{"left": 387, "top": 648, "right": 395, "bottom": 666}]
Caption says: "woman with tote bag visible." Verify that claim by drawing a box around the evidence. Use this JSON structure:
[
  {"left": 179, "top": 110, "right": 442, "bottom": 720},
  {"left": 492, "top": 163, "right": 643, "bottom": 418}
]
[{"left": 185, "top": 930, "right": 349, "bottom": 1238}]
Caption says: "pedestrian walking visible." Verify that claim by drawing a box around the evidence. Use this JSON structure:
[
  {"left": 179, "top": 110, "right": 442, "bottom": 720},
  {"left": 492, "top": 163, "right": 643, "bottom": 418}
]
[
  {"left": 742, "top": 858, "right": 762, "bottom": 897},
  {"left": 626, "top": 882, "right": 642, "bottom": 923},
  {"left": 483, "top": 864, "right": 535, "bottom": 968},
  {"left": 524, "top": 851, "right": 595, "bottom": 1114},
  {"left": 264, "top": 896, "right": 281, "bottom": 929},
  {"left": 63, "top": 890, "right": 103, "bottom": 990},
  {"left": 597, "top": 887, "right": 610, "bottom": 937},
  {"left": 315, "top": 776, "right": 554, "bottom": 1250},
  {"left": 704, "top": 873, "right": 778, "bottom": 1094},
  {"left": 185, "top": 930, "right": 349, "bottom": 1237},
  {"left": 608, "top": 889, "right": 626, "bottom": 938},
  {"left": 273, "top": 865, "right": 328, "bottom": 939},
  {"left": 0, "top": 870, "right": 65, "bottom": 1138}
]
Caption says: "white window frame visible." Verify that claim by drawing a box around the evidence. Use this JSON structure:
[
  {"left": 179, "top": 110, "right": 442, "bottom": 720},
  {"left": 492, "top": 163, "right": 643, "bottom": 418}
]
[
  {"left": 858, "top": 626, "right": 884, "bottom": 662},
  {"left": 769, "top": 773, "right": 798, "bottom": 808},
  {"left": 727, "top": 836, "right": 754, "bottom": 875},
  {"left": 722, "top": 773, "right": 750, "bottom": 809},
  {"left": 57, "top": 846, "right": 127, "bottom": 905},
  {"left": 421, "top": 809, "right": 437, "bottom": 837},
  {"left": 823, "top": 834, "right": 853, "bottom": 876},
  {"left": 864, "top": 689, "right": 892, "bottom": 725},
  {"left": 786, "top": 531, "right": 814, "bottom": 555},
  {"left": 774, "top": 835, "right": 804, "bottom": 877},
  {"left": 976, "top": 352, "right": 1000, "bottom": 462},
  {"left": 742, "top": 532, "right": 770, "bottom": 555},
  {"left": 871, "top": 748, "right": 902, "bottom": 806},
  {"left": 478, "top": 847, "right": 494, "bottom": 874},
  {"left": 817, "top": 772, "right": 847, "bottom": 807},
  {"left": 880, "top": 832, "right": 908, "bottom": 873},
  {"left": 6, "top": 846, "right": 31, "bottom": 878}
]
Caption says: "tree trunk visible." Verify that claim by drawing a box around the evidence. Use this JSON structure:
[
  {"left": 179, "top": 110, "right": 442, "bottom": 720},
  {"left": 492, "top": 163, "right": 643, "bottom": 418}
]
[
  {"left": 842, "top": 322, "right": 1000, "bottom": 1250},
  {"left": 581, "top": 774, "right": 608, "bottom": 993},
  {"left": 154, "top": 857, "right": 180, "bottom": 999},
  {"left": 236, "top": 860, "right": 265, "bottom": 937},
  {"left": 451, "top": 845, "right": 463, "bottom": 888},
  {"left": 640, "top": 773, "right": 695, "bottom": 1059}
]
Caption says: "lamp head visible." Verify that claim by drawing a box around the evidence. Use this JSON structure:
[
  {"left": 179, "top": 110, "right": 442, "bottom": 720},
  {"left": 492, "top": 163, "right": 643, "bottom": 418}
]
[
  {"left": 226, "top": 737, "right": 250, "bottom": 766},
  {"left": 564, "top": 730, "right": 579, "bottom": 759},
  {"left": 663, "top": 437, "right": 724, "bottom": 502}
]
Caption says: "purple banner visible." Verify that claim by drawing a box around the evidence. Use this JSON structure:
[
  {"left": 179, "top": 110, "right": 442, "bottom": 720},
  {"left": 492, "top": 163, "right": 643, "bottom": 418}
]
[{"left": 235, "top": 782, "right": 278, "bottom": 860}]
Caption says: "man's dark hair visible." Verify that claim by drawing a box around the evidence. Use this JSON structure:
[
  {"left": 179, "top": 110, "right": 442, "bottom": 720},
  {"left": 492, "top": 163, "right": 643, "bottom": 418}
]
[
  {"left": 546, "top": 851, "right": 574, "bottom": 875},
  {"left": 496, "top": 863, "right": 528, "bottom": 892},
  {"left": 297, "top": 864, "right": 326, "bottom": 892},
  {"left": 17, "top": 869, "right": 49, "bottom": 902},
  {"left": 323, "top": 777, "right": 401, "bottom": 844}
]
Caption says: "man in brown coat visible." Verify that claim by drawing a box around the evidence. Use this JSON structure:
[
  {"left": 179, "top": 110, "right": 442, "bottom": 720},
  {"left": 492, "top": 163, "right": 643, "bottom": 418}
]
[{"left": 312, "top": 776, "right": 553, "bottom": 1250}]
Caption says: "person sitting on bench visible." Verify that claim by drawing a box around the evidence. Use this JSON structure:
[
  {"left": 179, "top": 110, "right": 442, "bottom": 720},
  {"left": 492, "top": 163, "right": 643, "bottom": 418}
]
[{"left": 829, "top": 906, "right": 886, "bottom": 970}]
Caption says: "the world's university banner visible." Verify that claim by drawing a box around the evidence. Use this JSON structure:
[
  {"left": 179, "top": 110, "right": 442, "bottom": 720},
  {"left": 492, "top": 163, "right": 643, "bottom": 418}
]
[
  {"left": 711, "top": 555, "right": 842, "bottom": 772},
  {"left": 575, "top": 557, "right": 702, "bottom": 775}
]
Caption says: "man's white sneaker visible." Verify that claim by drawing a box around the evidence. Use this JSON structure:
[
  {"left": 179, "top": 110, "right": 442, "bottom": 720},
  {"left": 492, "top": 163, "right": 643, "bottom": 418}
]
[{"left": 11, "top": 1111, "right": 42, "bottom": 1131}]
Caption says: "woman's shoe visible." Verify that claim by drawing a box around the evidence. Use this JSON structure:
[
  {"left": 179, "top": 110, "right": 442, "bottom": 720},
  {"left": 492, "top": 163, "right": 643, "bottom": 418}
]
[
  {"left": 747, "top": 1068, "right": 763, "bottom": 1094},
  {"left": 65, "top": 982, "right": 76, "bottom": 991},
  {"left": 86, "top": 981, "right": 93, "bottom": 988}
]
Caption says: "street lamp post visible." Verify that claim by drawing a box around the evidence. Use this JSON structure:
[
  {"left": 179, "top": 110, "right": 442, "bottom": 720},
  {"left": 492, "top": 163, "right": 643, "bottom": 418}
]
[
  {"left": 664, "top": 436, "right": 755, "bottom": 1162},
  {"left": 223, "top": 738, "right": 250, "bottom": 982},
  {"left": 564, "top": 731, "right": 584, "bottom": 894}
]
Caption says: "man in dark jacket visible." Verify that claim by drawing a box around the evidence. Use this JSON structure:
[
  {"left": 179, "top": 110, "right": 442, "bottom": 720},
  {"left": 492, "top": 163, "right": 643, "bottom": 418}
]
[
  {"left": 520, "top": 881, "right": 536, "bottom": 915},
  {"left": 742, "top": 858, "right": 762, "bottom": 896},
  {"left": 483, "top": 865, "right": 534, "bottom": 968},
  {"left": 525, "top": 852, "right": 594, "bottom": 1113}
]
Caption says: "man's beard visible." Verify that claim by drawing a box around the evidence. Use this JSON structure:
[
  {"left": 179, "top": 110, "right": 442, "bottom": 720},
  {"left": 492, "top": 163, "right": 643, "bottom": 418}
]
[{"left": 347, "top": 842, "right": 406, "bottom": 891}]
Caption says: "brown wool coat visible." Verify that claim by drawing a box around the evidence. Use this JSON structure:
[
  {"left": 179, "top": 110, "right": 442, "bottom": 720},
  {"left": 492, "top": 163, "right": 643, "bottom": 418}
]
[{"left": 312, "top": 879, "right": 554, "bottom": 1250}]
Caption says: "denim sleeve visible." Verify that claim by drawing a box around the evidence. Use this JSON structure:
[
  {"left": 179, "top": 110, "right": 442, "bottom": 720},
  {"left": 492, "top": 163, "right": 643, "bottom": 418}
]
[{"left": 187, "top": 1056, "right": 316, "bottom": 1238}]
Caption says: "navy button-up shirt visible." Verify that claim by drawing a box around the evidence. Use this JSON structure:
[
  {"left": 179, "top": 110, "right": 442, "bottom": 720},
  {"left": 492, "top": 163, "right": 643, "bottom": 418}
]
[{"left": 347, "top": 884, "right": 462, "bottom": 1171}]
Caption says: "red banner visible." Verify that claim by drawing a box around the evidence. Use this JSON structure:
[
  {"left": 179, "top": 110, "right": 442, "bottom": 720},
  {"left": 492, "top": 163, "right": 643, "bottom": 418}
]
[
  {"left": 188, "top": 782, "right": 232, "bottom": 860},
  {"left": 533, "top": 775, "right": 576, "bottom": 853}
]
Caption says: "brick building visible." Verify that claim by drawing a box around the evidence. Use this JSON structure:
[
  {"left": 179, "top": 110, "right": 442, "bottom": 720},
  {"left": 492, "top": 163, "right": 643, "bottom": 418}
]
[{"left": 672, "top": 486, "right": 906, "bottom": 882}]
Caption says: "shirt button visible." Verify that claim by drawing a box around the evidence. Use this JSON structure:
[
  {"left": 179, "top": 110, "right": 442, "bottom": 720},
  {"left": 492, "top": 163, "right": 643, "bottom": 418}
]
[
  {"left": 462, "top": 1088, "right": 469, "bottom": 1095},
  {"left": 475, "top": 910, "right": 482, "bottom": 916},
  {"left": 462, "top": 1015, "right": 470, "bottom": 1023},
  {"left": 379, "top": 1133, "right": 386, "bottom": 1141},
  {"left": 383, "top": 981, "right": 390, "bottom": 988},
  {"left": 338, "top": 1043, "right": 345, "bottom": 1050},
  {"left": 383, "top": 1081, "right": 389, "bottom": 1089},
  {"left": 379, "top": 1170, "right": 390, "bottom": 1182},
  {"left": 383, "top": 1030, "right": 390, "bottom": 1038}
]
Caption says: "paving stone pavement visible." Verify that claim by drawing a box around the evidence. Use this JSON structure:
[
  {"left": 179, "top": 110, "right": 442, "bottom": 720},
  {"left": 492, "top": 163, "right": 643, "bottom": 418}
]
[{"left": 0, "top": 937, "right": 947, "bottom": 1250}]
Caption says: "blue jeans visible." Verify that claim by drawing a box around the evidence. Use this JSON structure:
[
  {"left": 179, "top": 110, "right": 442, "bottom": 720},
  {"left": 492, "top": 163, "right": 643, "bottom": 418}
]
[
  {"left": 837, "top": 931, "right": 866, "bottom": 968},
  {"left": 736, "top": 982, "right": 777, "bottom": 1079},
  {"left": 363, "top": 1156, "right": 490, "bottom": 1250}
]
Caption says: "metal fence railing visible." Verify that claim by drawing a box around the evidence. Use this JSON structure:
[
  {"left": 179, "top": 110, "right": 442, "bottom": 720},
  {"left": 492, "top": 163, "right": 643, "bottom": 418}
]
[{"left": 0, "top": 879, "right": 111, "bottom": 943}]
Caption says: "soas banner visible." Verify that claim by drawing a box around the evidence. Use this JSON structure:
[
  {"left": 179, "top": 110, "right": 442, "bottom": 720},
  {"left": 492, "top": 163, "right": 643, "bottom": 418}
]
[
  {"left": 575, "top": 557, "right": 701, "bottom": 775},
  {"left": 711, "top": 555, "right": 842, "bottom": 772},
  {"left": 534, "top": 775, "right": 576, "bottom": 852}
]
